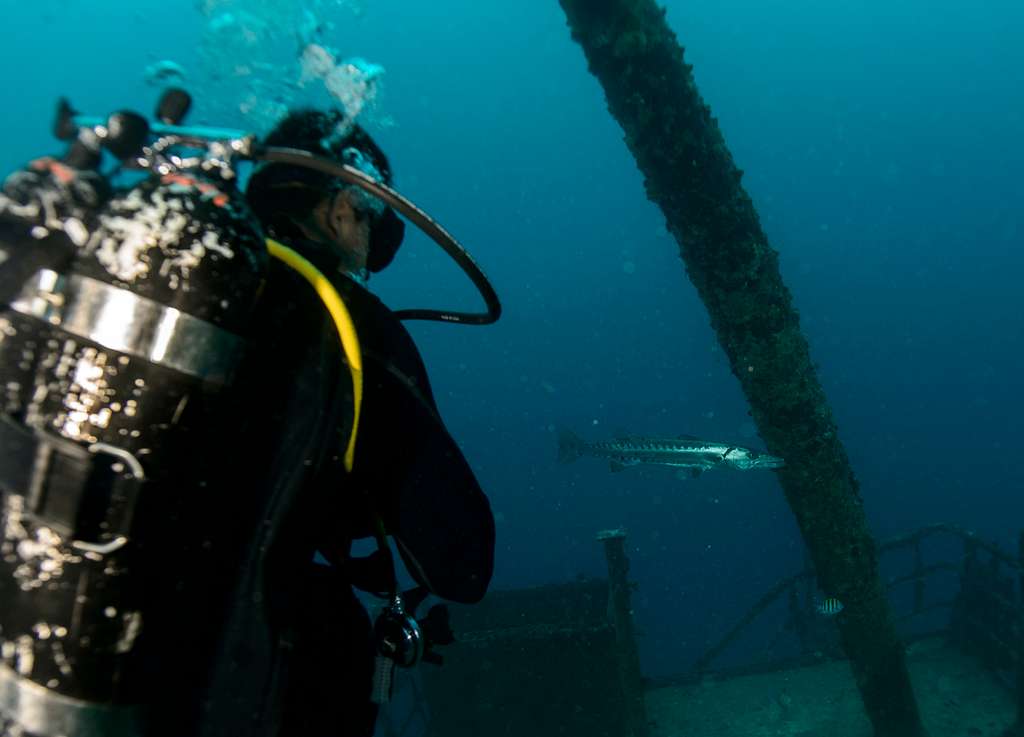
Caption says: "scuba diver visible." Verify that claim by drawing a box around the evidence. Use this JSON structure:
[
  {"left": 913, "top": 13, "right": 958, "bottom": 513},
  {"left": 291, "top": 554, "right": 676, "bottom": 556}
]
[
  {"left": 0, "top": 90, "right": 499, "bottom": 737},
  {"left": 246, "top": 108, "right": 497, "bottom": 735}
]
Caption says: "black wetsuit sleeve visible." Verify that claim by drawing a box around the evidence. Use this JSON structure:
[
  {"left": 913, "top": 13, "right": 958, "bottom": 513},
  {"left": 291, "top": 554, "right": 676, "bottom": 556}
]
[{"left": 389, "top": 406, "right": 495, "bottom": 603}]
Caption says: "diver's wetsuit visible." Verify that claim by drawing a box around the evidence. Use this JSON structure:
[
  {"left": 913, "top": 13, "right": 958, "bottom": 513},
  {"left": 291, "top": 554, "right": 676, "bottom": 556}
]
[{"left": 270, "top": 240, "right": 496, "bottom": 736}]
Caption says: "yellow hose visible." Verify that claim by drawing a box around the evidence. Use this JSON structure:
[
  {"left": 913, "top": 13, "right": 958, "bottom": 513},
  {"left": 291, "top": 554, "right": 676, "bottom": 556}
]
[{"left": 265, "top": 238, "right": 363, "bottom": 472}]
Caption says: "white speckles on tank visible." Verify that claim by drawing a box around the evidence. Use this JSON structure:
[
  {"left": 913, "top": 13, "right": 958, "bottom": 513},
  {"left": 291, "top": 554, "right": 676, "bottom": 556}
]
[
  {"left": 201, "top": 229, "right": 234, "bottom": 259},
  {"left": 14, "top": 635, "right": 33, "bottom": 677},
  {"left": 159, "top": 244, "right": 199, "bottom": 290},
  {"left": 89, "top": 186, "right": 234, "bottom": 286},
  {"left": 2, "top": 495, "right": 81, "bottom": 590},
  {"left": 0, "top": 318, "right": 17, "bottom": 344},
  {"left": 1, "top": 494, "right": 29, "bottom": 555},
  {"left": 94, "top": 220, "right": 161, "bottom": 283},
  {"left": 60, "top": 348, "right": 114, "bottom": 441},
  {"left": 51, "top": 638, "right": 73, "bottom": 676},
  {"left": 3, "top": 382, "right": 20, "bottom": 413},
  {"left": 115, "top": 611, "right": 143, "bottom": 654},
  {"left": 63, "top": 217, "right": 89, "bottom": 247}
]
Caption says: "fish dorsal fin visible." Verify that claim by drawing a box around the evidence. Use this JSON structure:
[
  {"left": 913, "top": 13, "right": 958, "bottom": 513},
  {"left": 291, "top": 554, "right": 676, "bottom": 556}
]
[{"left": 610, "top": 460, "right": 627, "bottom": 473}]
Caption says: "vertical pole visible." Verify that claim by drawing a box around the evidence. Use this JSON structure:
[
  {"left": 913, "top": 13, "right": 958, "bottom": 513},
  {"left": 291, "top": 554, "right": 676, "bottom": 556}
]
[
  {"left": 788, "top": 586, "right": 808, "bottom": 656},
  {"left": 913, "top": 541, "right": 925, "bottom": 616},
  {"left": 598, "top": 529, "right": 649, "bottom": 737},
  {"left": 965, "top": 535, "right": 978, "bottom": 570},
  {"left": 803, "top": 550, "right": 816, "bottom": 629},
  {"left": 952, "top": 535, "right": 979, "bottom": 654},
  {"left": 1016, "top": 531, "right": 1024, "bottom": 732},
  {"left": 962, "top": 535, "right": 979, "bottom": 601},
  {"left": 557, "top": 2, "right": 927, "bottom": 734}
]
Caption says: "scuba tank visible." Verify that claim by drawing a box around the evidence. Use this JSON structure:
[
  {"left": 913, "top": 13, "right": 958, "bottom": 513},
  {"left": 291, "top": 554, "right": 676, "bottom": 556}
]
[
  {"left": 0, "top": 96, "right": 295, "bottom": 737},
  {"left": 0, "top": 89, "right": 502, "bottom": 737}
]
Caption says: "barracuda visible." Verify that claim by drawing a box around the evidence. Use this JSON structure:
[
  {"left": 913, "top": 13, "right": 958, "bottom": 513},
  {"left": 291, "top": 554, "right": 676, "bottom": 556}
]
[{"left": 557, "top": 429, "right": 784, "bottom": 475}]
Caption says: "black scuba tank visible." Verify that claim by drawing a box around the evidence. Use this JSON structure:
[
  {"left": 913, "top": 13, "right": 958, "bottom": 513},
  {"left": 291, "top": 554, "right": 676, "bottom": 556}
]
[{"left": 0, "top": 172, "right": 269, "bottom": 736}]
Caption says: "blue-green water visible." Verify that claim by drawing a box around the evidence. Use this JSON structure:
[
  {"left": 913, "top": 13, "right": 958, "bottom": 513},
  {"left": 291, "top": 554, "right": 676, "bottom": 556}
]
[{"left": 2, "top": 0, "right": 1021, "bottom": 684}]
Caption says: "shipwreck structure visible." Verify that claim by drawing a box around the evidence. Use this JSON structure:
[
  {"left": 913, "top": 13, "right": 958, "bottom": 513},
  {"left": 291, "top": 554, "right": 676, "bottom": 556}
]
[{"left": 413, "top": 524, "right": 1024, "bottom": 737}]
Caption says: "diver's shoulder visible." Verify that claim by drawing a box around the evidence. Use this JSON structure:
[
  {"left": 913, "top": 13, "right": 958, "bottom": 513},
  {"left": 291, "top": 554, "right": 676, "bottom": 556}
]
[
  {"left": 334, "top": 273, "right": 396, "bottom": 322},
  {"left": 334, "top": 275, "right": 417, "bottom": 339}
]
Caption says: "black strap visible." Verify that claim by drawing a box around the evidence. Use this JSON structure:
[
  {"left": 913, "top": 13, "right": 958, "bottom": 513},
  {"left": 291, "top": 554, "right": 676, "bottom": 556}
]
[{"left": 0, "top": 415, "right": 142, "bottom": 542}]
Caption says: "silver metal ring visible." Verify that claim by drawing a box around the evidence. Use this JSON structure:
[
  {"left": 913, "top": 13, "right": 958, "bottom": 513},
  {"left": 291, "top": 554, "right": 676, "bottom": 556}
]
[
  {"left": 0, "top": 663, "right": 142, "bottom": 737},
  {"left": 10, "top": 269, "right": 241, "bottom": 383}
]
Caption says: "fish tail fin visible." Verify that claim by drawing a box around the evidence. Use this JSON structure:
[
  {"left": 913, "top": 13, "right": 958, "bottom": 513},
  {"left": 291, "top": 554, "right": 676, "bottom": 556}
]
[{"left": 557, "top": 428, "right": 584, "bottom": 463}]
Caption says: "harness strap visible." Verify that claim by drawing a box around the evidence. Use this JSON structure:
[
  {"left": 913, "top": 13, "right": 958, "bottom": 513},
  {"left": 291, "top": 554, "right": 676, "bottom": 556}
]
[{"left": 0, "top": 415, "right": 142, "bottom": 544}]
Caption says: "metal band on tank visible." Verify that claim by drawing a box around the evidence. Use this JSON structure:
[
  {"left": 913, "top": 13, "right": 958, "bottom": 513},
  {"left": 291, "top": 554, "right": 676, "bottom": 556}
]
[
  {"left": 10, "top": 270, "right": 241, "bottom": 382},
  {"left": 0, "top": 663, "right": 142, "bottom": 737}
]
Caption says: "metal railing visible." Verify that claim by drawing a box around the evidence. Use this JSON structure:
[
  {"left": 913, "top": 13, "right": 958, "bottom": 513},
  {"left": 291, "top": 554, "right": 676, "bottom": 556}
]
[{"left": 690, "top": 523, "right": 1022, "bottom": 708}]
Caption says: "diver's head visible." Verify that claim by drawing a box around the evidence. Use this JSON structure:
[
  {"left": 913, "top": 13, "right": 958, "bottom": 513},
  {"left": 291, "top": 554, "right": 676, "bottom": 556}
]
[{"left": 246, "top": 108, "right": 405, "bottom": 278}]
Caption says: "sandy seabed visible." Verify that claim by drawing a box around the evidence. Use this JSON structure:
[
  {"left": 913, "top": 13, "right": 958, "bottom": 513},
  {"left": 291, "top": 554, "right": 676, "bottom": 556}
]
[{"left": 647, "top": 638, "right": 1015, "bottom": 737}]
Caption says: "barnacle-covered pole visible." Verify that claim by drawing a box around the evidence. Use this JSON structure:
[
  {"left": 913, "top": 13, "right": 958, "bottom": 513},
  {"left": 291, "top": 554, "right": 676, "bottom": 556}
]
[{"left": 557, "top": 1, "right": 927, "bottom": 735}]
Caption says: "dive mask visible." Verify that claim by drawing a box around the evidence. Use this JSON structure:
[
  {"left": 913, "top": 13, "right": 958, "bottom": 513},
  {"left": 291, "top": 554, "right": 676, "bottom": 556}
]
[
  {"left": 338, "top": 145, "right": 405, "bottom": 273},
  {"left": 367, "top": 206, "right": 405, "bottom": 272}
]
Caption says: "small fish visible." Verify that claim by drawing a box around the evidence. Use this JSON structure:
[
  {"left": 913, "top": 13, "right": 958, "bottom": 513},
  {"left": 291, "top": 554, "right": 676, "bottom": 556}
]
[
  {"left": 557, "top": 429, "right": 784, "bottom": 475},
  {"left": 816, "top": 597, "right": 844, "bottom": 617}
]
